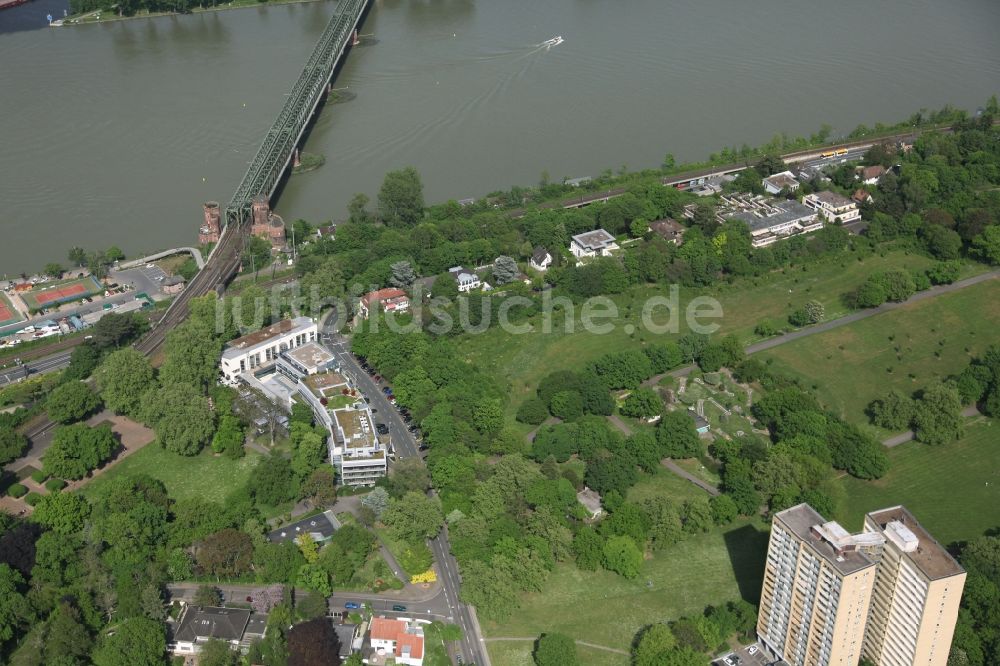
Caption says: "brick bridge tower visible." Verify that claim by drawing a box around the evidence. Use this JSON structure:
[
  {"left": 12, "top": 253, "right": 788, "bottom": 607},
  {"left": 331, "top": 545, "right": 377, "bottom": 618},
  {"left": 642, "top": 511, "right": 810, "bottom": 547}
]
[{"left": 199, "top": 201, "right": 221, "bottom": 244}]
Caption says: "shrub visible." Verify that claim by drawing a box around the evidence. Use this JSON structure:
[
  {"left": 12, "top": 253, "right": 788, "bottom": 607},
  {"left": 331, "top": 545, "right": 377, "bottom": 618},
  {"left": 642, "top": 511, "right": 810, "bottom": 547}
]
[
  {"left": 516, "top": 398, "right": 550, "bottom": 425},
  {"left": 30, "top": 469, "right": 47, "bottom": 484},
  {"left": 7, "top": 483, "right": 27, "bottom": 498},
  {"left": 44, "top": 478, "right": 67, "bottom": 493},
  {"left": 24, "top": 492, "right": 43, "bottom": 506}
]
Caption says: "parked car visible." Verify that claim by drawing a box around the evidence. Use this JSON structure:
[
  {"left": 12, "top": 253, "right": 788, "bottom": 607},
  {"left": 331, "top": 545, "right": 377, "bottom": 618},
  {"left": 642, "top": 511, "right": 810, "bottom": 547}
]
[
  {"left": 418, "top": 444, "right": 429, "bottom": 452},
  {"left": 376, "top": 423, "right": 389, "bottom": 435},
  {"left": 382, "top": 387, "right": 392, "bottom": 395},
  {"left": 392, "top": 605, "right": 407, "bottom": 612},
  {"left": 747, "top": 646, "right": 758, "bottom": 655},
  {"left": 344, "top": 602, "right": 360, "bottom": 609}
]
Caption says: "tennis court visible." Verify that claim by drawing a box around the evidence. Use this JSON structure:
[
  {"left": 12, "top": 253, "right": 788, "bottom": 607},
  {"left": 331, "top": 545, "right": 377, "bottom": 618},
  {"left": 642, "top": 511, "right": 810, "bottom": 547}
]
[
  {"left": 0, "top": 292, "right": 23, "bottom": 326},
  {"left": 20, "top": 275, "right": 102, "bottom": 310}
]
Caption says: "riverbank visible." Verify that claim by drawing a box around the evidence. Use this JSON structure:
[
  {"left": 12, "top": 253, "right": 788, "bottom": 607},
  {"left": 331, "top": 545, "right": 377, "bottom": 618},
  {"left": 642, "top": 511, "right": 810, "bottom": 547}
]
[{"left": 57, "top": 0, "right": 325, "bottom": 27}]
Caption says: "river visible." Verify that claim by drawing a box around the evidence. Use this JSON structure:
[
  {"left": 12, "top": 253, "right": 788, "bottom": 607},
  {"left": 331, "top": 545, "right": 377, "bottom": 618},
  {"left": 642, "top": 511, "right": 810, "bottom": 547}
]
[{"left": 1, "top": 0, "right": 998, "bottom": 273}]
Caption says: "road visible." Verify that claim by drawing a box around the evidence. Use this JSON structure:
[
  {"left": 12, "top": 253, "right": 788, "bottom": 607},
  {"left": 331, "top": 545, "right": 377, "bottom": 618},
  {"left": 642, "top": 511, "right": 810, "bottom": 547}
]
[{"left": 319, "top": 313, "right": 490, "bottom": 666}]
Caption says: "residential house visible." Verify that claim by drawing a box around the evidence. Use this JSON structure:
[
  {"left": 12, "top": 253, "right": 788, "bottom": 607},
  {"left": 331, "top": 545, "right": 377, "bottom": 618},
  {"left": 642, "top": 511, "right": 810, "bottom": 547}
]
[
  {"left": 803, "top": 190, "right": 861, "bottom": 224},
  {"left": 859, "top": 165, "right": 886, "bottom": 185},
  {"left": 359, "top": 288, "right": 410, "bottom": 319},
  {"left": 689, "top": 411, "right": 711, "bottom": 434},
  {"left": 448, "top": 266, "right": 481, "bottom": 293},
  {"left": 570, "top": 229, "right": 619, "bottom": 259},
  {"left": 370, "top": 617, "right": 425, "bottom": 666},
  {"left": 334, "top": 623, "right": 361, "bottom": 660},
  {"left": 762, "top": 171, "right": 800, "bottom": 195},
  {"left": 723, "top": 195, "right": 822, "bottom": 248},
  {"left": 315, "top": 224, "right": 337, "bottom": 239},
  {"left": 171, "top": 606, "right": 267, "bottom": 656},
  {"left": 576, "top": 487, "right": 603, "bottom": 520},
  {"left": 649, "top": 218, "right": 686, "bottom": 245},
  {"left": 219, "top": 317, "right": 318, "bottom": 386},
  {"left": 530, "top": 247, "right": 553, "bottom": 271},
  {"left": 267, "top": 510, "right": 341, "bottom": 545},
  {"left": 852, "top": 189, "right": 872, "bottom": 205}
]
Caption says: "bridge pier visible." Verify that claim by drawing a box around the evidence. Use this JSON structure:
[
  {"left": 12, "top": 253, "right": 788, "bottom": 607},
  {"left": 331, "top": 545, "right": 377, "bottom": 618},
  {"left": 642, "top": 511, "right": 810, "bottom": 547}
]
[
  {"left": 293, "top": 148, "right": 301, "bottom": 168},
  {"left": 351, "top": 28, "right": 360, "bottom": 46}
]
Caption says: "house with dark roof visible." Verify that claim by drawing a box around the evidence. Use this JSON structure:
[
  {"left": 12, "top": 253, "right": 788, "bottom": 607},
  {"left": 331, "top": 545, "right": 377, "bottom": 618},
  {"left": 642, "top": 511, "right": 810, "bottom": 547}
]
[
  {"left": 171, "top": 605, "right": 267, "bottom": 656},
  {"left": 267, "top": 510, "right": 340, "bottom": 545},
  {"left": 448, "top": 266, "right": 480, "bottom": 293},
  {"left": 529, "top": 247, "right": 552, "bottom": 271},
  {"left": 649, "top": 218, "right": 686, "bottom": 245}
]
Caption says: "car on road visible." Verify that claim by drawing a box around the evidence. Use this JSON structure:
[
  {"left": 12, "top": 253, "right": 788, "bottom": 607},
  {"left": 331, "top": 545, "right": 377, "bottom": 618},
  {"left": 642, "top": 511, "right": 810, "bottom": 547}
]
[
  {"left": 391, "top": 604, "right": 406, "bottom": 612},
  {"left": 344, "top": 602, "right": 360, "bottom": 609}
]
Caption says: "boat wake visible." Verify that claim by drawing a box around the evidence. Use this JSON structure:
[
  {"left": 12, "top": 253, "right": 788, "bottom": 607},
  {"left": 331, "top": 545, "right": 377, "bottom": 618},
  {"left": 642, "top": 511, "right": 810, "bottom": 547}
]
[{"left": 538, "top": 35, "right": 564, "bottom": 48}]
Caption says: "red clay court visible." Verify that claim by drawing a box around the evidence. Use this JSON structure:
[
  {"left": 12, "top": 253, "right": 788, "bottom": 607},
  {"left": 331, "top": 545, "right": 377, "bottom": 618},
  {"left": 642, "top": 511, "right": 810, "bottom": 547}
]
[
  {"left": 20, "top": 275, "right": 102, "bottom": 311},
  {"left": 0, "top": 293, "right": 23, "bottom": 327}
]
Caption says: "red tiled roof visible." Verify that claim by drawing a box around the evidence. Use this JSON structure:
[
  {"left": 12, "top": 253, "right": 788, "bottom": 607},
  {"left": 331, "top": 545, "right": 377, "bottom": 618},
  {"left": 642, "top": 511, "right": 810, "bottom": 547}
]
[
  {"left": 370, "top": 617, "right": 424, "bottom": 659},
  {"left": 362, "top": 288, "right": 409, "bottom": 307}
]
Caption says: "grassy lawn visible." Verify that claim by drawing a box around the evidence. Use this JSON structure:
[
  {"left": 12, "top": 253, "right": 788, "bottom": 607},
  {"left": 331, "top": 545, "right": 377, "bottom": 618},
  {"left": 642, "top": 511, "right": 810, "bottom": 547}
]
[
  {"left": 487, "top": 639, "right": 628, "bottom": 666},
  {"left": 455, "top": 250, "right": 952, "bottom": 431},
  {"left": 758, "top": 279, "right": 1000, "bottom": 430},
  {"left": 481, "top": 518, "right": 769, "bottom": 652},
  {"left": 626, "top": 466, "right": 710, "bottom": 505},
  {"left": 81, "top": 445, "right": 261, "bottom": 504},
  {"left": 834, "top": 416, "right": 1000, "bottom": 545}
]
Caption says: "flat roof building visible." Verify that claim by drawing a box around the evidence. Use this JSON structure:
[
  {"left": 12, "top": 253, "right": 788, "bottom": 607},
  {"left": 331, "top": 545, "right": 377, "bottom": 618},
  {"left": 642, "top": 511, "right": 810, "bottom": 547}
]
[
  {"left": 763, "top": 170, "right": 800, "bottom": 195},
  {"left": 860, "top": 506, "right": 966, "bottom": 666},
  {"left": 723, "top": 195, "right": 822, "bottom": 248},
  {"left": 570, "top": 229, "right": 619, "bottom": 259},
  {"left": 803, "top": 191, "right": 861, "bottom": 225},
  {"left": 219, "top": 317, "right": 317, "bottom": 385}
]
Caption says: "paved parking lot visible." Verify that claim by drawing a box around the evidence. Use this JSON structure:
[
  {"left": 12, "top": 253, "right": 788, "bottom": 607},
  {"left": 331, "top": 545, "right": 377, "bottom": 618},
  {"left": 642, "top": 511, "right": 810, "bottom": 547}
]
[
  {"left": 713, "top": 642, "right": 769, "bottom": 666},
  {"left": 112, "top": 265, "right": 167, "bottom": 297}
]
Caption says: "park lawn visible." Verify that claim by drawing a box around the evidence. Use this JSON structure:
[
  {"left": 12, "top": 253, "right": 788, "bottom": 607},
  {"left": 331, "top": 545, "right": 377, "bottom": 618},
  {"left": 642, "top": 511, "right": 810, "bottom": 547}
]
[
  {"left": 481, "top": 518, "right": 769, "bottom": 652},
  {"left": 627, "top": 466, "right": 710, "bottom": 505},
  {"left": 757, "top": 279, "right": 1000, "bottom": 429},
  {"left": 834, "top": 416, "right": 1000, "bottom": 545},
  {"left": 455, "top": 250, "right": 949, "bottom": 430},
  {"left": 81, "top": 445, "right": 261, "bottom": 504},
  {"left": 487, "top": 639, "right": 628, "bottom": 666}
]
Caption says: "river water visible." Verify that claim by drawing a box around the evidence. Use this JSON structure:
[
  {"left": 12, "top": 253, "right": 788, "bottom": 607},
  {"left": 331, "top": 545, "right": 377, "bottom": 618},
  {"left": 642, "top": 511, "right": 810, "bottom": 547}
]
[{"left": 1, "top": 0, "right": 998, "bottom": 273}]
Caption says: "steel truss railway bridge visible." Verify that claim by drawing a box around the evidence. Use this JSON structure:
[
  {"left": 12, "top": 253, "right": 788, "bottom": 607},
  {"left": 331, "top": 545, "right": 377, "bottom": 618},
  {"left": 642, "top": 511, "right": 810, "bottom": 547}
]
[{"left": 136, "top": 0, "right": 371, "bottom": 355}]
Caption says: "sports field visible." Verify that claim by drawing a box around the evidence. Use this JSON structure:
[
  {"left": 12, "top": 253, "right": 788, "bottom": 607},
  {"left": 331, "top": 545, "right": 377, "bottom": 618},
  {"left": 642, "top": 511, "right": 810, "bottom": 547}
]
[
  {"left": 20, "top": 275, "right": 102, "bottom": 310},
  {"left": 0, "top": 292, "right": 23, "bottom": 326}
]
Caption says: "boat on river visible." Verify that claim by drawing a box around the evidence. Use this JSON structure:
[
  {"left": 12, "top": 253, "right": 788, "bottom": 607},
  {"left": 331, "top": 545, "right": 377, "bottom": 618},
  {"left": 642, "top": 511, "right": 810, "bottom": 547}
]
[{"left": 541, "top": 36, "right": 564, "bottom": 48}]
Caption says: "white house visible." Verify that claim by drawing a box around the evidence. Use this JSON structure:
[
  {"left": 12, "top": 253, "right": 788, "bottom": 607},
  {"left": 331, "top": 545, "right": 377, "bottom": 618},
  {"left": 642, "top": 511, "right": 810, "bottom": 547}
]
[
  {"left": 803, "top": 190, "right": 861, "bottom": 224},
  {"left": 859, "top": 165, "right": 886, "bottom": 185},
  {"left": 762, "top": 171, "right": 800, "bottom": 195},
  {"left": 171, "top": 606, "right": 267, "bottom": 656},
  {"left": 219, "top": 317, "right": 318, "bottom": 385},
  {"left": 370, "top": 617, "right": 425, "bottom": 666},
  {"left": 570, "top": 229, "right": 619, "bottom": 259},
  {"left": 359, "top": 288, "right": 410, "bottom": 319},
  {"left": 448, "top": 266, "right": 480, "bottom": 293},
  {"left": 529, "top": 247, "right": 552, "bottom": 271}
]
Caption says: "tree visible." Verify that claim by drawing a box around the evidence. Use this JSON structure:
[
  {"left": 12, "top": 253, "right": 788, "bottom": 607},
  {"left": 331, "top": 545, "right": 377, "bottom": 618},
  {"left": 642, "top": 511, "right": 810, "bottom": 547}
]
[
  {"left": 68, "top": 247, "right": 86, "bottom": 267},
  {"left": 360, "top": 487, "right": 390, "bottom": 517},
  {"left": 194, "top": 585, "right": 223, "bottom": 607},
  {"left": 91, "top": 616, "right": 166, "bottom": 666},
  {"left": 46, "top": 380, "right": 101, "bottom": 424},
  {"left": 972, "top": 225, "right": 1000, "bottom": 265},
  {"left": 142, "top": 382, "right": 215, "bottom": 456},
  {"left": 868, "top": 390, "right": 915, "bottom": 430},
  {"left": 458, "top": 560, "right": 519, "bottom": 622},
  {"left": 803, "top": 299, "right": 825, "bottom": 324},
  {"left": 633, "top": 623, "right": 676, "bottom": 666},
  {"left": 572, "top": 527, "right": 604, "bottom": 571},
  {"left": 291, "top": 431, "right": 326, "bottom": 481},
  {"left": 95, "top": 349, "right": 153, "bottom": 417},
  {"left": 381, "top": 492, "right": 443, "bottom": 542},
  {"left": 656, "top": 411, "right": 702, "bottom": 459},
  {"left": 211, "top": 414, "right": 246, "bottom": 459},
  {"left": 549, "top": 390, "right": 584, "bottom": 421},
  {"left": 287, "top": 617, "right": 342, "bottom": 666},
  {"left": 43, "top": 423, "right": 116, "bottom": 480},
  {"left": 378, "top": 167, "right": 424, "bottom": 227},
  {"left": 912, "top": 383, "right": 964, "bottom": 445},
  {"left": 516, "top": 398, "right": 550, "bottom": 425},
  {"left": 389, "top": 260, "right": 416, "bottom": 288},
  {"left": 0, "top": 430, "right": 29, "bottom": 466},
  {"left": 473, "top": 398, "right": 504, "bottom": 434},
  {"left": 197, "top": 529, "right": 254, "bottom": 578},
  {"left": 681, "top": 498, "right": 713, "bottom": 533},
  {"left": 64, "top": 342, "right": 101, "bottom": 381},
  {"left": 709, "top": 494, "right": 739, "bottom": 525},
  {"left": 92, "top": 312, "right": 143, "bottom": 350},
  {"left": 250, "top": 453, "right": 297, "bottom": 506},
  {"left": 300, "top": 467, "right": 337, "bottom": 507},
  {"left": 0, "top": 564, "right": 29, "bottom": 643},
  {"left": 105, "top": 245, "right": 125, "bottom": 262},
  {"left": 534, "top": 632, "right": 578, "bottom": 666},
  {"left": 42, "top": 602, "right": 93, "bottom": 666},
  {"left": 492, "top": 255, "right": 519, "bottom": 285},
  {"left": 31, "top": 491, "right": 90, "bottom": 535},
  {"left": 620, "top": 388, "right": 662, "bottom": 419},
  {"left": 197, "top": 639, "right": 238, "bottom": 666},
  {"left": 43, "top": 262, "right": 64, "bottom": 279},
  {"left": 602, "top": 535, "right": 643, "bottom": 579},
  {"left": 585, "top": 452, "right": 638, "bottom": 496}
]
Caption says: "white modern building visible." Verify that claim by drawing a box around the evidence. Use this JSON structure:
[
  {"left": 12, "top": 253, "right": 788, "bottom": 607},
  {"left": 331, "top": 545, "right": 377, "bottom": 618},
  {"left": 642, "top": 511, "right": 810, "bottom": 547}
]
[
  {"left": 298, "top": 371, "right": 387, "bottom": 487},
  {"left": 803, "top": 191, "right": 861, "bottom": 225},
  {"left": 448, "top": 266, "right": 481, "bottom": 293},
  {"left": 570, "top": 229, "right": 619, "bottom": 259},
  {"left": 725, "top": 197, "right": 822, "bottom": 248},
  {"left": 219, "top": 317, "right": 318, "bottom": 385}
]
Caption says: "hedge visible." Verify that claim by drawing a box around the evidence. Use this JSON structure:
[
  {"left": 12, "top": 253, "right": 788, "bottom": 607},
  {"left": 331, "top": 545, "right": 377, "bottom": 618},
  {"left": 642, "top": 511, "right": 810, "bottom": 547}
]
[
  {"left": 45, "top": 479, "right": 67, "bottom": 492},
  {"left": 24, "top": 492, "right": 43, "bottom": 506},
  {"left": 7, "top": 483, "right": 27, "bottom": 498},
  {"left": 30, "top": 470, "right": 48, "bottom": 484}
]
